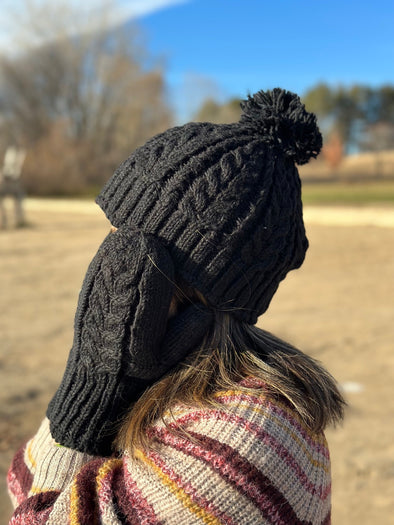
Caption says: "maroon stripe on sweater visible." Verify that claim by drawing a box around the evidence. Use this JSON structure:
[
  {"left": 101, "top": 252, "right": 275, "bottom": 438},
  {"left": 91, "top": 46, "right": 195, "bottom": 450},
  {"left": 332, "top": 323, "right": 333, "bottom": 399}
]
[
  {"left": 74, "top": 458, "right": 105, "bottom": 525},
  {"left": 216, "top": 392, "right": 330, "bottom": 458},
  {"left": 159, "top": 409, "right": 330, "bottom": 499},
  {"left": 7, "top": 446, "right": 33, "bottom": 504},
  {"left": 152, "top": 427, "right": 315, "bottom": 525},
  {"left": 111, "top": 461, "right": 162, "bottom": 525},
  {"left": 9, "top": 490, "right": 59, "bottom": 524}
]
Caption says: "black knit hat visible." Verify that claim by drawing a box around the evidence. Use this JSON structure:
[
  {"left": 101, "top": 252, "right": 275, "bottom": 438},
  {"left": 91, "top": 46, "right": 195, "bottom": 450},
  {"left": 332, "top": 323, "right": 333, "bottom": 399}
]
[{"left": 97, "top": 88, "right": 322, "bottom": 325}]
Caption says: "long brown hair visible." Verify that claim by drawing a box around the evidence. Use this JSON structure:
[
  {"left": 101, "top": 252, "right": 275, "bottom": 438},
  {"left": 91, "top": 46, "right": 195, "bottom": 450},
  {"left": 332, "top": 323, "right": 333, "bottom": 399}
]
[{"left": 115, "top": 284, "right": 345, "bottom": 456}]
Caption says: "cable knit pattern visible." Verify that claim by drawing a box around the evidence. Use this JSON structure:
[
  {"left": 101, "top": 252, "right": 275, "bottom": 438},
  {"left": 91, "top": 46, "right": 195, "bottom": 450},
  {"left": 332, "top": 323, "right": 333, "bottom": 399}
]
[
  {"left": 8, "top": 381, "right": 331, "bottom": 524},
  {"left": 97, "top": 89, "right": 321, "bottom": 324}
]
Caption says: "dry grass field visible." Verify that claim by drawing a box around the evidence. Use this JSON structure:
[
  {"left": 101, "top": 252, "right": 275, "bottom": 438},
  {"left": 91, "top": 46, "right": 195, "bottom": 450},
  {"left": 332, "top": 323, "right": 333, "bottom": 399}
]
[{"left": 1, "top": 198, "right": 394, "bottom": 524}]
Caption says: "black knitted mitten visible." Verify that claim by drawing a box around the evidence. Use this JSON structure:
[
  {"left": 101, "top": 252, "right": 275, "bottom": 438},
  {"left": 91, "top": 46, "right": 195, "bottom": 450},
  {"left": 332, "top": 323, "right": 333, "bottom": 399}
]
[{"left": 47, "top": 227, "right": 213, "bottom": 456}]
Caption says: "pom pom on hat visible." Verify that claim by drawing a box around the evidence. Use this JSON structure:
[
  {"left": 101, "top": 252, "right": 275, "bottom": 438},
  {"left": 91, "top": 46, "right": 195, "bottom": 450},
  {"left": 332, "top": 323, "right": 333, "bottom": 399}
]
[{"left": 240, "top": 88, "right": 322, "bottom": 165}]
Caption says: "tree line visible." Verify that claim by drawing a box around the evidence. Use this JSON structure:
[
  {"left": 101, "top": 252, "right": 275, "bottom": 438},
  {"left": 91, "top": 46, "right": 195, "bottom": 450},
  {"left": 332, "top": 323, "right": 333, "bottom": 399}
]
[
  {"left": 303, "top": 84, "right": 394, "bottom": 155},
  {"left": 0, "top": 1, "right": 171, "bottom": 195},
  {"left": 195, "top": 84, "right": 394, "bottom": 160}
]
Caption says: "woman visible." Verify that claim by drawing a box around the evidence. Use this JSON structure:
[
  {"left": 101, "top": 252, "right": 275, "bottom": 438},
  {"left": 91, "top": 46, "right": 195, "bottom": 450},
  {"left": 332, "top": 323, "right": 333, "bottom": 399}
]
[{"left": 8, "top": 89, "right": 344, "bottom": 524}]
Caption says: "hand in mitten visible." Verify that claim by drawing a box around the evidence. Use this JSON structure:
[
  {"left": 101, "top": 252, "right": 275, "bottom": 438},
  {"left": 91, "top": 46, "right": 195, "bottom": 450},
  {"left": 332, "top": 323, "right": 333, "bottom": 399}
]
[{"left": 47, "top": 227, "right": 213, "bottom": 456}]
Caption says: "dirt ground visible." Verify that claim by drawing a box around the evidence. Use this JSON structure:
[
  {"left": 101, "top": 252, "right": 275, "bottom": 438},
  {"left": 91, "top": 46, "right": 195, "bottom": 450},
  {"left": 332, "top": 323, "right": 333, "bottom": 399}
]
[{"left": 1, "top": 198, "right": 393, "bottom": 524}]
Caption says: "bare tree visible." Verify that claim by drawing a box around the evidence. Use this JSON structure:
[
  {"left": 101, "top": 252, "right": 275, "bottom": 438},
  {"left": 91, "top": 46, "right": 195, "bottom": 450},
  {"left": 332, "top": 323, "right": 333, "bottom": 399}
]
[{"left": 0, "top": 0, "right": 172, "bottom": 194}]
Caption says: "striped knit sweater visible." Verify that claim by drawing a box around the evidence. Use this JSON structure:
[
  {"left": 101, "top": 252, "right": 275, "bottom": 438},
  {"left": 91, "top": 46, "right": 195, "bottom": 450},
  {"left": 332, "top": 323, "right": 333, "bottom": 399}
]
[{"left": 7, "top": 380, "right": 331, "bottom": 524}]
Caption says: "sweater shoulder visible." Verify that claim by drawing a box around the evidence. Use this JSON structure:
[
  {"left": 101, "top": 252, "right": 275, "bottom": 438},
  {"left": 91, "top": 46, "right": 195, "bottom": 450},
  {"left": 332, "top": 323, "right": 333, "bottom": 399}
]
[
  {"left": 155, "top": 377, "right": 329, "bottom": 455},
  {"left": 121, "top": 380, "right": 331, "bottom": 524}
]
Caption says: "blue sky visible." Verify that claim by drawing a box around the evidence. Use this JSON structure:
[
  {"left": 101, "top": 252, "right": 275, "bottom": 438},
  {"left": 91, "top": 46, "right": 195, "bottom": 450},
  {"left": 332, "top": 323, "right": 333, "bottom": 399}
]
[
  {"left": 135, "top": 0, "right": 394, "bottom": 120},
  {"left": 1, "top": 0, "right": 393, "bottom": 121}
]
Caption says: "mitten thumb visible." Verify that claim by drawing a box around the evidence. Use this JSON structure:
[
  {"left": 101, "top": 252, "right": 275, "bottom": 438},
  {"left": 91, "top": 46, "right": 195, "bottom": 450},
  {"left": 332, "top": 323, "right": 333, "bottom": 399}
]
[{"left": 155, "top": 303, "right": 214, "bottom": 378}]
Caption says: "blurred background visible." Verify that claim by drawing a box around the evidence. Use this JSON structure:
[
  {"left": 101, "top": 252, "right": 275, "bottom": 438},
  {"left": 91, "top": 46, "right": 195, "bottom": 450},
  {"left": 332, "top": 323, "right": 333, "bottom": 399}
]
[{"left": 0, "top": 1, "right": 393, "bottom": 523}]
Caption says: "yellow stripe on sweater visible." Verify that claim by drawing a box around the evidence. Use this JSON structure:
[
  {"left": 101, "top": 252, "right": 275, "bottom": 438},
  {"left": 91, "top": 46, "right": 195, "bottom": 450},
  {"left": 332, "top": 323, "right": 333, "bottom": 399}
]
[
  {"left": 96, "top": 458, "right": 123, "bottom": 492},
  {"left": 26, "top": 440, "right": 37, "bottom": 470},
  {"left": 70, "top": 476, "right": 80, "bottom": 525},
  {"left": 30, "top": 485, "right": 50, "bottom": 495},
  {"left": 135, "top": 449, "right": 222, "bottom": 525},
  {"left": 69, "top": 458, "right": 122, "bottom": 525}
]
